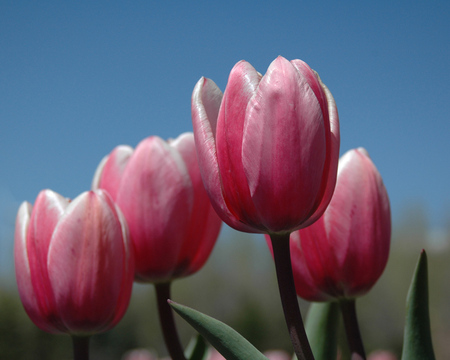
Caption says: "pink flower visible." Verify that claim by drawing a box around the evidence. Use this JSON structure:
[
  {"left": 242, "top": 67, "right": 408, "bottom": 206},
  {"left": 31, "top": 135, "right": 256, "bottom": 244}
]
[
  {"left": 14, "top": 189, "right": 134, "bottom": 335},
  {"left": 287, "top": 148, "right": 391, "bottom": 301},
  {"left": 92, "top": 132, "right": 222, "bottom": 283},
  {"left": 191, "top": 56, "right": 339, "bottom": 234},
  {"left": 121, "top": 349, "right": 158, "bottom": 360},
  {"left": 368, "top": 350, "right": 397, "bottom": 360}
]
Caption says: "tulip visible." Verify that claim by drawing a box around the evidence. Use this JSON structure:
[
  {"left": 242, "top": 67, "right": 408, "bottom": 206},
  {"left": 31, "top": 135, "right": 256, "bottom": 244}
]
[
  {"left": 191, "top": 55, "right": 340, "bottom": 234},
  {"left": 288, "top": 148, "right": 391, "bottom": 302},
  {"left": 192, "top": 56, "right": 340, "bottom": 360},
  {"left": 92, "top": 132, "right": 221, "bottom": 283},
  {"left": 14, "top": 189, "right": 134, "bottom": 358},
  {"left": 92, "top": 132, "right": 222, "bottom": 360},
  {"left": 285, "top": 148, "right": 391, "bottom": 360}
]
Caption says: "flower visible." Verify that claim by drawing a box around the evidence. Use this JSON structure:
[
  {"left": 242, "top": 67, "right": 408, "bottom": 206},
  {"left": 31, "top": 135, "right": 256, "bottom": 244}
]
[
  {"left": 14, "top": 189, "right": 134, "bottom": 335},
  {"left": 287, "top": 148, "right": 391, "bottom": 301},
  {"left": 92, "top": 132, "right": 222, "bottom": 283},
  {"left": 191, "top": 56, "right": 340, "bottom": 234}
]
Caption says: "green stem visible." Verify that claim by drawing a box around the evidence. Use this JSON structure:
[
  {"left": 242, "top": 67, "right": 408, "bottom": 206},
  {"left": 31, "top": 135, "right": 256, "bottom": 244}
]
[
  {"left": 155, "top": 282, "right": 186, "bottom": 360},
  {"left": 339, "top": 299, "right": 366, "bottom": 360},
  {"left": 270, "top": 233, "right": 315, "bottom": 360},
  {"left": 72, "top": 336, "right": 90, "bottom": 360}
]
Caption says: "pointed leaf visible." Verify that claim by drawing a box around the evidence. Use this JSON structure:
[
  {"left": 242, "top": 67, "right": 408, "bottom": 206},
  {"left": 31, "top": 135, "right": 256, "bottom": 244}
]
[
  {"left": 304, "top": 302, "right": 340, "bottom": 360},
  {"left": 169, "top": 301, "right": 268, "bottom": 360},
  {"left": 185, "top": 334, "right": 209, "bottom": 360},
  {"left": 401, "top": 250, "right": 435, "bottom": 360}
]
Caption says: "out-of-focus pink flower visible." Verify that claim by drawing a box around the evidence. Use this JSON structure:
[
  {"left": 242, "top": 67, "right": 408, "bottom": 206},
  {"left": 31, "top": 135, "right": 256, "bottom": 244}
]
[
  {"left": 286, "top": 148, "right": 391, "bottom": 301},
  {"left": 263, "top": 350, "right": 292, "bottom": 360},
  {"left": 14, "top": 189, "right": 134, "bottom": 335},
  {"left": 92, "top": 132, "right": 222, "bottom": 283},
  {"left": 368, "top": 350, "right": 397, "bottom": 360},
  {"left": 206, "top": 348, "right": 291, "bottom": 360},
  {"left": 121, "top": 349, "right": 158, "bottom": 360},
  {"left": 192, "top": 56, "right": 339, "bottom": 234}
]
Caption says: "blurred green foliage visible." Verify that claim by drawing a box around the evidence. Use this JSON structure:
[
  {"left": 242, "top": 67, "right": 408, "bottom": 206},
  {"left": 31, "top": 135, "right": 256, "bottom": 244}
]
[{"left": 1, "top": 205, "right": 449, "bottom": 359}]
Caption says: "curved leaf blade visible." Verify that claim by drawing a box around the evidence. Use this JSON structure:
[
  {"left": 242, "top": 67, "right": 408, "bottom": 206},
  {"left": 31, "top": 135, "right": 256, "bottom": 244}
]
[{"left": 169, "top": 301, "right": 269, "bottom": 360}]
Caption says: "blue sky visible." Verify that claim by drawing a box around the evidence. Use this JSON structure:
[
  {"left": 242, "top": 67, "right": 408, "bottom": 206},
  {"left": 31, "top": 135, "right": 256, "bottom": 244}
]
[{"left": 1, "top": 1, "right": 450, "bottom": 275}]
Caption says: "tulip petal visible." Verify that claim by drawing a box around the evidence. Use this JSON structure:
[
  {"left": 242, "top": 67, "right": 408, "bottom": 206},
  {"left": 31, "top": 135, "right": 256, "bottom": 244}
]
[
  {"left": 48, "top": 190, "right": 127, "bottom": 334},
  {"left": 215, "top": 61, "right": 265, "bottom": 230},
  {"left": 25, "top": 190, "right": 69, "bottom": 332},
  {"left": 192, "top": 77, "right": 256, "bottom": 233},
  {"left": 116, "top": 137, "right": 194, "bottom": 282},
  {"left": 325, "top": 149, "right": 390, "bottom": 296},
  {"left": 169, "top": 133, "right": 222, "bottom": 278},
  {"left": 14, "top": 201, "right": 63, "bottom": 332},
  {"left": 301, "top": 76, "right": 340, "bottom": 228},
  {"left": 92, "top": 145, "right": 133, "bottom": 199},
  {"left": 243, "top": 56, "right": 326, "bottom": 232}
]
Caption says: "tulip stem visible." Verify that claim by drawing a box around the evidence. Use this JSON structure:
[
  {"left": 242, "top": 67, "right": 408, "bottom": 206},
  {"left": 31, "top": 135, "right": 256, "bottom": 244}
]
[
  {"left": 270, "top": 233, "right": 315, "bottom": 360},
  {"left": 155, "top": 282, "right": 187, "bottom": 360},
  {"left": 72, "top": 336, "right": 90, "bottom": 360},
  {"left": 339, "top": 299, "right": 366, "bottom": 360}
]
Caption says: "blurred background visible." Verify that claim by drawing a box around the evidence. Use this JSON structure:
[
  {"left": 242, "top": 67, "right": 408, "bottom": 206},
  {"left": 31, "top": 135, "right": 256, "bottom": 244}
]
[{"left": 1, "top": 1, "right": 449, "bottom": 359}]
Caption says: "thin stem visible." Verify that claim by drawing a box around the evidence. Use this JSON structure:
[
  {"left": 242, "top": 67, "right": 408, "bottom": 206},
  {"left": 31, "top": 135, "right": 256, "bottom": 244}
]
[
  {"left": 270, "top": 233, "right": 315, "bottom": 360},
  {"left": 339, "top": 299, "right": 366, "bottom": 360},
  {"left": 155, "top": 282, "right": 186, "bottom": 360},
  {"left": 72, "top": 336, "right": 90, "bottom": 360}
]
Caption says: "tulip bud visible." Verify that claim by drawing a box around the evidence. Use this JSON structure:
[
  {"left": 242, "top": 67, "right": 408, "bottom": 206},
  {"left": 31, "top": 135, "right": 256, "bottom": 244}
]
[
  {"left": 191, "top": 56, "right": 340, "bottom": 234},
  {"left": 14, "top": 189, "right": 134, "bottom": 335},
  {"left": 92, "top": 132, "right": 222, "bottom": 283},
  {"left": 287, "top": 148, "right": 391, "bottom": 301}
]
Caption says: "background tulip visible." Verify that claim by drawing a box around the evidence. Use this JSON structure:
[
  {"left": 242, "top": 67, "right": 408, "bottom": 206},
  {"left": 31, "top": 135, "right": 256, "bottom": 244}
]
[
  {"left": 92, "top": 132, "right": 222, "bottom": 283},
  {"left": 14, "top": 189, "right": 134, "bottom": 336},
  {"left": 191, "top": 55, "right": 340, "bottom": 234},
  {"left": 93, "top": 132, "right": 222, "bottom": 360},
  {"left": 287, "top": 148, "right": 391, "bottom": 302}
]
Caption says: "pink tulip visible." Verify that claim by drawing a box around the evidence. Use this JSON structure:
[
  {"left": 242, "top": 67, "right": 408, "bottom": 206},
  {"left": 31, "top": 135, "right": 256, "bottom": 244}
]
[
  {"left": 263, "top": 350, "right": 292, "bottom": 360},
  {"left": 368, "top": 350, "right": 397, "bottom": 360},
  {"left": 122, "top": 349, "right": 158, "bottom": 360},
  {"left": 191, "top": 56, "right": 340, "bottom": 234},
  {"left": 92, "top": 132, "right": 222, "bottom": 283},
  {"left": 14, "top": 189, "right": 134, "bottom": 335},
  {"left": 287, "top": 148, "right": 391, "bottom": 301}
]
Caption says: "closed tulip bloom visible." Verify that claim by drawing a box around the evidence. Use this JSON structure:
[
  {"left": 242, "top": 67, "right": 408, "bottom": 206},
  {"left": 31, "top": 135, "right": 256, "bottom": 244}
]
[
  {"left": 289, "top": 148, "right": 391, "bottom": 301},
  {"left": 14, "top": 189, "right": 134, "bottom": 335},
  {"left": 92, "top": 132, "right": 222, "bottom": 283},
  {"left": 192, "top": 56, "right": 340, "bottom": 234}
]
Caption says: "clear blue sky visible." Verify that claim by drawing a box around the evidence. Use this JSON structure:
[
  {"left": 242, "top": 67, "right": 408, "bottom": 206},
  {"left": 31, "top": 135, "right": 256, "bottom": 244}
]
[{"left": 1, "top": 1, "right": 450, "bottom": 274}]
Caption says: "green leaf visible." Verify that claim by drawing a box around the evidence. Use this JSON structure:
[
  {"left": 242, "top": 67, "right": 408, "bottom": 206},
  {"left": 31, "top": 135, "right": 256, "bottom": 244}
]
[
  {"left": 401, "top": 250, "right": 435, "bottom": 360},
  {"left": 304, "top": 302, "right": 340, "bottom": 360},
  {"left": 169, "top": 301, "right": 269, "bottom": 360},
  {"left": 185, "top": 334, "right": 209, "bottom": 360}
]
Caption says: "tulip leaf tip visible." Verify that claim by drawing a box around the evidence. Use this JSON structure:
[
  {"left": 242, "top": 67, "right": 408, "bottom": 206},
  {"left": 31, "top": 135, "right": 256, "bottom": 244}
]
[{"left": 401, "top": 249, "right": 435, "bottom": 360}]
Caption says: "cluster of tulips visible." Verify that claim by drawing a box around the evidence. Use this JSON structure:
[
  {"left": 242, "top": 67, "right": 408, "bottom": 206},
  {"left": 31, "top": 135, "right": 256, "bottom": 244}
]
[{"left": 14, "top": 56, "right": 433, "bottom": 360}]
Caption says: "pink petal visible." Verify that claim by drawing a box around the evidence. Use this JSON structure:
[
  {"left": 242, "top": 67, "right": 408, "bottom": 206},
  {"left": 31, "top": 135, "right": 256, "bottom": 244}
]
[
  {"left": 243, "top": 56, "right": 326, "bottom": 232},
  {"left": 301, "top": 76, "right": 340, "bottom": 228},
  {"left": 170, "top": 132, "right": 222, "bottom": 277},
  {"left": 25, "top": 190, "right": 69, "bottom": 332},
  {"left": 192, "top": 77, "right": 256, "bottom": 233},
  {"left": 323, "top": 149, "right": 390, "bottom": 296},
  {"left": 116, "top": 137, "right": 194, "bottom": 282},
  {"left": 14, "top": 201, "right": 63, "bottom": 332},
  {"left": 215, "top": 61, "right": 264, "bottom": 230},
  {"left": 92, "top": 145, "right": 133, "bottom": 199},
  {"left": 48, "top": 190, "right": 127, "bottom": 334}
]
